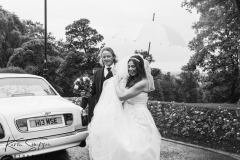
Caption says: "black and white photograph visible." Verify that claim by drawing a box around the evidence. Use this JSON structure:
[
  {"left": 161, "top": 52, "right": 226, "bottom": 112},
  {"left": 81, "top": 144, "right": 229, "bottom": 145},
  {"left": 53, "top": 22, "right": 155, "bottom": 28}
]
[{"left": 0, "top": 0, "right": 240, "bottom": 159}]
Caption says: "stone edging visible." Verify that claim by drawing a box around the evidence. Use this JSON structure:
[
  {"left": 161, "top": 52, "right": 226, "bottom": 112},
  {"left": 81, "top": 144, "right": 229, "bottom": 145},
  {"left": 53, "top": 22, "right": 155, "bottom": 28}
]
[{"left": 161, "top": 137, "right": 240, "bottom": 160}]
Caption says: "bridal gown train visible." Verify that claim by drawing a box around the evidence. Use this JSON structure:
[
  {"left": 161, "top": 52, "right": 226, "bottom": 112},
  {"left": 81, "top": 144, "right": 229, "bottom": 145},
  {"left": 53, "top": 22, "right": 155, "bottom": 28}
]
[{"left": 87, "top": 78, "right": 161, "bottom": 160}]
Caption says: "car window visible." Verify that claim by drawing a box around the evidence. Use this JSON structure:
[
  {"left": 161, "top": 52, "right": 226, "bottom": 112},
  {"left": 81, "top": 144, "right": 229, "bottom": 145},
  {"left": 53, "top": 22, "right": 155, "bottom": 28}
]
[{"left": 0, "top": 77, "right": 57, "bottom": 98}]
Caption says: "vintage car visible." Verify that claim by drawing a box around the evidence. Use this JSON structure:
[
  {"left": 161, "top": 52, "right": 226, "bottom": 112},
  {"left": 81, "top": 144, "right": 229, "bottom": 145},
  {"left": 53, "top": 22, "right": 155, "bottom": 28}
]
[{"left": 0, "top": 73, "right": 88, "bottom": 160}]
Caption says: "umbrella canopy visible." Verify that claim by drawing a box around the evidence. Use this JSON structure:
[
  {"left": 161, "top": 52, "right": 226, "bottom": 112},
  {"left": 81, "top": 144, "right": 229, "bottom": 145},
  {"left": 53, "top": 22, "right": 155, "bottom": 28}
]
[{"left": 113, "top": 21, "right": 187, "bottom": 47}]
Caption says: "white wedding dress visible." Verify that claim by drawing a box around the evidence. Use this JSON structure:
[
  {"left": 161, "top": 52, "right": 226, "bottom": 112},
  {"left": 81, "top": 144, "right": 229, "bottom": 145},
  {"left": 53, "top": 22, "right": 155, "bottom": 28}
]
[{"left": 87, "top": 77, "right": 161, "bottom": 160}]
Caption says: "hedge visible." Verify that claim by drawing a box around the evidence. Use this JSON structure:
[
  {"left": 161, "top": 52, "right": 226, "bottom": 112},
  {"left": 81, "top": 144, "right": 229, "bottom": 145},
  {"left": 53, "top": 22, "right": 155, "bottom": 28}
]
[
  {"left": 0, "top": 67, "right": 27, "bottom": 73},
  {"left": 148, "top": 101, "right": 240, "bottom": 154}
]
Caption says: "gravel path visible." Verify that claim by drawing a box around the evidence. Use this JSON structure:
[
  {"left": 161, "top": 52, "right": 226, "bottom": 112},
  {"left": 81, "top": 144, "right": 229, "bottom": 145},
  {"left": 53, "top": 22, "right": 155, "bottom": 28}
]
[
  {"left": 19, "top": 140, "right": 238, "bottom": 160},
  {"left": 66, "top": 140, "right": 237, "bottom": 160},
  {"left": 160, "top": 140, "right": 237, "bottom": 160}
]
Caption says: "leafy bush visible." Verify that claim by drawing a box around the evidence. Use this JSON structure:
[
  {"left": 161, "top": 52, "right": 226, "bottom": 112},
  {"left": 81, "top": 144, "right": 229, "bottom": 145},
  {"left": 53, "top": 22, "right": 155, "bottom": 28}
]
[
  {"left": 65, "top": 97, "right": 82, "bottom": 106},
  {"left": 148, "top": 101, "right": 240, "bottom": 154},
  {"left": 0, "top": 66, "right": 27, "bottom": 73}
]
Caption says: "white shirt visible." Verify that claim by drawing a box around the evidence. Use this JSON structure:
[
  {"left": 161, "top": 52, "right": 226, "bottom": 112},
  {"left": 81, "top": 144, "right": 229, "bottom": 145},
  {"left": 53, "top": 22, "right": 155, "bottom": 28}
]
[{"left": 104, "top": 64, "right": 115, "bottom": 77}]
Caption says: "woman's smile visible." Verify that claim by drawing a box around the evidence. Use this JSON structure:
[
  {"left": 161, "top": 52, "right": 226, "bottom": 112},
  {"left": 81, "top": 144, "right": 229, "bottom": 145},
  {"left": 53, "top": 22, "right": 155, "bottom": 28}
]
[{"left": 128, "top": 61, "right": 137, "bottom": 76}]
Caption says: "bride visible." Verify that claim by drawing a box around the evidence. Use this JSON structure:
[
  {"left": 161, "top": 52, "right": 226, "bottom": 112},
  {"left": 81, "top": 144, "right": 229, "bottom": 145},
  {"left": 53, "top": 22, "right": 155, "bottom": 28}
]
[{"left": 87, "top": 54, "right": 161, "bottom": 160}]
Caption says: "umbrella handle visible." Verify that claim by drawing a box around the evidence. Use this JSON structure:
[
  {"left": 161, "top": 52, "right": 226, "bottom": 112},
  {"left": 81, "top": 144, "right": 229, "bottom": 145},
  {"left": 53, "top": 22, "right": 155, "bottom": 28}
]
[
  {"left": 148, "top": 12, "right": 154, "bottom": 54},
  {"left": 148, "top": 42, "right": 151, "bottom": 54}
]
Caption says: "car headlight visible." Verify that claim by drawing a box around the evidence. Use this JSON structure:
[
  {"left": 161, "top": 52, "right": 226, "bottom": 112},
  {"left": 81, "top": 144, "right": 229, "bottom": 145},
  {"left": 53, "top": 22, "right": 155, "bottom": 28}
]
[
  {"left": 16, "top": 118, "right": 28, "bottom": 132},
  {"left": 0, "top": 123, "right": 5, "bottom": 139}
]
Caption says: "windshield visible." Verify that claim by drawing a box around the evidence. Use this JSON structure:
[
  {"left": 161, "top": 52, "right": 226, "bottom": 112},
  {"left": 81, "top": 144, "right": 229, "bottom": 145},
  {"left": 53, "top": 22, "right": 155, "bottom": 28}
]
[{"left": 0, "top": 77, "right": 57, "bottom": 98}]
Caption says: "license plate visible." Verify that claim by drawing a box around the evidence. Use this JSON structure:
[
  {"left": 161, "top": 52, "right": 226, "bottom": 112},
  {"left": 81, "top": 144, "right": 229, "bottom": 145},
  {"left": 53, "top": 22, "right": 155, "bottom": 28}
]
[{"left": 29, "top": 116, "right": 63, "bottom": 128}]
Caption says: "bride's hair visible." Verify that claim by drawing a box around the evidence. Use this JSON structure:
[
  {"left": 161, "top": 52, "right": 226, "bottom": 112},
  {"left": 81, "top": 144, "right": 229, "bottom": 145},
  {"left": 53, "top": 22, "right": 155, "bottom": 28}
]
[{"left": 126, "top": 55, "right": 146, "bottom": 88}]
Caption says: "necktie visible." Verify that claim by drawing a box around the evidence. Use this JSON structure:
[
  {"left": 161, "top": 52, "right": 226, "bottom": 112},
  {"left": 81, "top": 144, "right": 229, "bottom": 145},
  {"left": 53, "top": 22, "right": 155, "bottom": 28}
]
[
  {"left": 107, "top": 67, "right": 111, "bottom": 73},
  {"left": 106, "top": 67, "right": 112, "bottom": 79}
]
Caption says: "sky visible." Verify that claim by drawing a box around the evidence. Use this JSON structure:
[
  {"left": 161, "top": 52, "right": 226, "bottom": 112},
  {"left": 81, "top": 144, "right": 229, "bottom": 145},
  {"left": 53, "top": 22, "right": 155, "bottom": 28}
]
[{"left": 1, "top": 0, "right": 199, "bottom": 72}]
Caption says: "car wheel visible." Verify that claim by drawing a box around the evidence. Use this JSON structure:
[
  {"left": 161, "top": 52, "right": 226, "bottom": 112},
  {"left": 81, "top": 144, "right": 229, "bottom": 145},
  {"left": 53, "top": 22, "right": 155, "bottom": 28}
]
[{"left": 79, "top": 140, "right": 86, "bottom": 147}]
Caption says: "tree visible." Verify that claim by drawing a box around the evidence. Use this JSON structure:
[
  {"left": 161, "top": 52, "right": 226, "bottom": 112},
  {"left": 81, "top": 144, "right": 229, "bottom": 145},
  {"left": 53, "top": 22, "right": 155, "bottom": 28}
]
[
  {"left": 22, "top": 20, "right": 57, "bottom": 45},
  {"left": 182, "top": 0, "right": 240, "bottom": 103},
  {"left": 178, "top": 70, "right": 200, "bottom": 103},
  {"left": 52, "top": 39, "right": 69, "bottom": 58},
  {"left": 7, "top": 39, "right": 64, "bottom": 94},
  {"left": 57, "top": 51, "right": 91, "bottom": 96},
  {"left": 22, "top": 20, "right": 44, "bottom": 40},
  {"left": 135, "top": 50, "right": 155, "bottom": 64},
  {"left": 0, "top": 6, "right": 26, "bottom": 68},
  {"left": 58, "top": 19, "right": 104, "bottom": 96},
  {"left": 172, "top": 77, "right": 185, "bottom": 102},
  {"left": 149, "top": 68, "right": 164, "bottom": 101},
  {"left": 162, "top": 72, "right": 176, "bottom": 102},
  {"left": 65, "top": 18, "right": 104, "bottom": 70}
]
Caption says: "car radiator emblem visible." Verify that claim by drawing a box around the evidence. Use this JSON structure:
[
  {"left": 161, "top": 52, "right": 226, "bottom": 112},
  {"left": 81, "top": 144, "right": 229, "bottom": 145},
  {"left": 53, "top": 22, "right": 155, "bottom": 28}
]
[{"left": 42, "top": 112, "right": 51, "bottom": 115}]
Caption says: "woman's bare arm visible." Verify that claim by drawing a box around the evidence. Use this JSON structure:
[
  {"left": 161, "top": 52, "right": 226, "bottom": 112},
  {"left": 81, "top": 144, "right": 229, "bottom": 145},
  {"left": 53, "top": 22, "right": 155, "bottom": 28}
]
[{"left": 115, "top": 79, "right": 148, "bottom": 101}]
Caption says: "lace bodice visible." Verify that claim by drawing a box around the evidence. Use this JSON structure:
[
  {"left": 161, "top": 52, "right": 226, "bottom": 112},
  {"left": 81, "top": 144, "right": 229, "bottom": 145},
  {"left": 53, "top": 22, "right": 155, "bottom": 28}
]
[
  {"left": 125, "top": 92, "right": 148, "bottom": 106},
  {"left": 123, "top": 92, "right": 154, "bottom": 134}
]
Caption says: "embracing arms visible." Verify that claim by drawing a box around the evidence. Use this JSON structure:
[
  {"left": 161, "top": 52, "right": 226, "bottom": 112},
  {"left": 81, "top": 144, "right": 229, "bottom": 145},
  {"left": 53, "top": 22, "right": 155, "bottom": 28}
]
[{"left": 114, "top": 78, "right": 148, "bottom": 101}]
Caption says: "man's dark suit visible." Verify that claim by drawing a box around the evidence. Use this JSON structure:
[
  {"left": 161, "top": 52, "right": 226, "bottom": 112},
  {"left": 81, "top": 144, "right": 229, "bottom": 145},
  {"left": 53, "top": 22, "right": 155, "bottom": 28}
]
[{"left": 88, "top": 66, "right": 113, "bottom": 123}]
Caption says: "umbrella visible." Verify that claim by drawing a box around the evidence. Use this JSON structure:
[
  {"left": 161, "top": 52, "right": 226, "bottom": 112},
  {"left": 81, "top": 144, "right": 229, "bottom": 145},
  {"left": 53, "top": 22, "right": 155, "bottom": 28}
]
[{"left": 113, "top": 14, "right": 187, "bottom": 53}]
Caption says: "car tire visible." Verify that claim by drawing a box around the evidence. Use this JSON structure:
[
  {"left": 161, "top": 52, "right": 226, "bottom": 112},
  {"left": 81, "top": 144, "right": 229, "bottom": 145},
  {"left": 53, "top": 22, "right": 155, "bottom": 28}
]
[{"left": 79, "top": 140, "right": 86, "bottom": 147}]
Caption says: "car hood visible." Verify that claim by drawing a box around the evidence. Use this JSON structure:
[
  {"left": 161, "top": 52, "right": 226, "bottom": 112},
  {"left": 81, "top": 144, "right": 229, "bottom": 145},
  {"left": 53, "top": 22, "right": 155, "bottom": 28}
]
[{"left": 0, "top": 96, "right": 75, "bottom": 116}]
